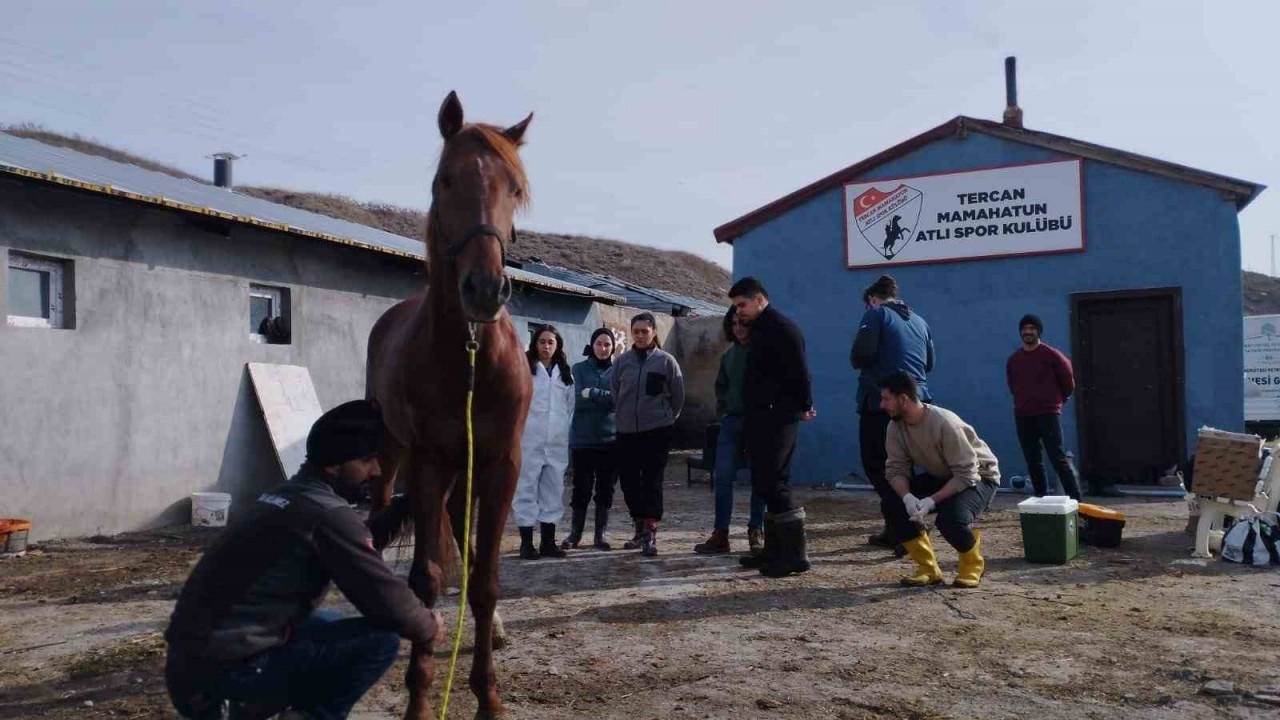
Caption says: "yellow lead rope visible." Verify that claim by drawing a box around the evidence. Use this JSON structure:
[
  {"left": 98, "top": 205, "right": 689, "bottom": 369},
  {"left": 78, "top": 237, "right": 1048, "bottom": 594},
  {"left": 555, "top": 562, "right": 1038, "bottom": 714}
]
[{"left": 439, "top": 328, "right": 479, "bottom": 720}]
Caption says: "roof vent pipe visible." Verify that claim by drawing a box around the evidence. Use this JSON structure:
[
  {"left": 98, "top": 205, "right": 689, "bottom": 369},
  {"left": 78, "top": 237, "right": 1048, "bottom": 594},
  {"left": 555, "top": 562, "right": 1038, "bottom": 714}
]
[
  {"left": 1003, "top": 56, "right": 1024, "bottom": 129},
  {"left": 208, "top": 152, "right": 244, "bottom": 189}
]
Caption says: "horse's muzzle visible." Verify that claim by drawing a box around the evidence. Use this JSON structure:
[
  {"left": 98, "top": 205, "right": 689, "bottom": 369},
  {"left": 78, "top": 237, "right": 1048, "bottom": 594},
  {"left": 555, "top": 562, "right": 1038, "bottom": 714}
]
[{"left": 460, "top": 270, "right": 512, "bottom": 321}]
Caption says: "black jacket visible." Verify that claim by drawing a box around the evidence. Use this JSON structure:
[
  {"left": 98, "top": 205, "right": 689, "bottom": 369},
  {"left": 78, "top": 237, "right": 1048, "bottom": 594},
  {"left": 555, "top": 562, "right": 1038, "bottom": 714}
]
[
  {"left": 743, "top": 304, "right": 813, "bottom": 419},
  {"left": 164, "top": 468, "right": 434, "bottom": 664}
]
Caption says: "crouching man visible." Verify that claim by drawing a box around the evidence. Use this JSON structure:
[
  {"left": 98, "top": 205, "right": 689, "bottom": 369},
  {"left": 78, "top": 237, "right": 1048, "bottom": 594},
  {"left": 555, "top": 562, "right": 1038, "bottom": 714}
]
[
  {"left": 880, "top": 372, "right": 1000, "bottom": 589},
  {"left": 164, "top": 400, "right": 443, "bottom": 720}
]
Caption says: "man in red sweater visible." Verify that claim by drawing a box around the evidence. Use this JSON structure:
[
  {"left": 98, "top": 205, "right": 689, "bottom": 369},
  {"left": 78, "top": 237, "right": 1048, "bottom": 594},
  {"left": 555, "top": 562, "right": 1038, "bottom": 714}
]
[{"left": 1006, "top": 314, "right": 1082, "bottom": 500}]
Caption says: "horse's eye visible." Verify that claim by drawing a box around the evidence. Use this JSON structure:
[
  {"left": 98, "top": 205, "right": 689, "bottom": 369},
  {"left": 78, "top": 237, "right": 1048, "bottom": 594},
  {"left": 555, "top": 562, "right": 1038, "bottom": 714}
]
[{"left": 511, "top": 185, "right": 522, "bottom": 198}]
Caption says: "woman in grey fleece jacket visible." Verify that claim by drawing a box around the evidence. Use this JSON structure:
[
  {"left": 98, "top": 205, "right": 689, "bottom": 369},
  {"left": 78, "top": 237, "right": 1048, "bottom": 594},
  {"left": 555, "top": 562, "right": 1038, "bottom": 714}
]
[{"left": 610, "top": 312, "right": 685, "bottom": 556}]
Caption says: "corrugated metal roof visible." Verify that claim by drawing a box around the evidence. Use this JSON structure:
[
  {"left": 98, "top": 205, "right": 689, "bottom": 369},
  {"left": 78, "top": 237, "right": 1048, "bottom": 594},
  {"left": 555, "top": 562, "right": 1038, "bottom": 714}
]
[
  {"left": 518, "top": 262, "right": 728, "bottom": 317},
  {"left": 0, "top": 132, "right": 622, "bottom": 302}
]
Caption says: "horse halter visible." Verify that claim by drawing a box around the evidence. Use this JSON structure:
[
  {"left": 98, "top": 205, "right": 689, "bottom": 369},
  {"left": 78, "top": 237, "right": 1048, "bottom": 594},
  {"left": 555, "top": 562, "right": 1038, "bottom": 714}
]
[{"left": 444, "top": 222, "right": 515, "bottom": 266}]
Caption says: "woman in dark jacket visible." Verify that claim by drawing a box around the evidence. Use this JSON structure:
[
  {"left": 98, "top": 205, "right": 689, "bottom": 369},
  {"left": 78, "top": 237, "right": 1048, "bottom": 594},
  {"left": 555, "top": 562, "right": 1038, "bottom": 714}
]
[
  {"left": 562, "top": 328, "right": 619, "bottom": 550},
  {"left": 610, "top": 313, "right": 685, "bottom": 556},
  {"left": 694, "top": 307, "right": 765, "bottom": 556}
]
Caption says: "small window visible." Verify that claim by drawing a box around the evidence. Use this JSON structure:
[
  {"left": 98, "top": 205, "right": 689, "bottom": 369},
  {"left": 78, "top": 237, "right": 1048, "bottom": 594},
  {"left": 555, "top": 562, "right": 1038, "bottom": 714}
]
[
  {"left": 249, "top": 284, "right": 291, "bottom": 344},
  {"left": 7, "top": 252, "right": 70, "bottom": 329}
]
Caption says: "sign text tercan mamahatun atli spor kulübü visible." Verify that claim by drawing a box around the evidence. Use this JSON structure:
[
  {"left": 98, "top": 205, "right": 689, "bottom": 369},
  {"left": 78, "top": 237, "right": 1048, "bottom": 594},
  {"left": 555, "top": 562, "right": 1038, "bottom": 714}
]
[{"left": 843, "top": 159, "right": 1084, "bottom": 269}]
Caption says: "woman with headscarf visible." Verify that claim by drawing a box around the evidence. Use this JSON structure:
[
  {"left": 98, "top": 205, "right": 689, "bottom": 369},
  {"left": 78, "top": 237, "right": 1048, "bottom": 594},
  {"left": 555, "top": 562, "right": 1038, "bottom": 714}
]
[{"left": 561, "top": 328, "right": 619, "bottom": 550}]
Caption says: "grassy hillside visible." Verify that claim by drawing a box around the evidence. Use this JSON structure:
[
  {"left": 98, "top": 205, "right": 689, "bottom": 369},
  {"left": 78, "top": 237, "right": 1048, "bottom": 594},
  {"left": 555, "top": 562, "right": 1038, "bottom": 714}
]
[{"left": 1244, "top": 271, "right": 1280, "bottom": 315}]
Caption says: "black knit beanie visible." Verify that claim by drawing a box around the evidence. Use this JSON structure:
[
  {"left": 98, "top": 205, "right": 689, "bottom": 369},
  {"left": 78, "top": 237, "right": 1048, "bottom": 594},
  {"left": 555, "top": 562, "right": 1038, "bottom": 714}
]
[
  {"left": 1019, "top": 314, "right": 1044, "bottom": 334},
  {"left": 306, "top": 400, "right": 385, "bottom": 467}
]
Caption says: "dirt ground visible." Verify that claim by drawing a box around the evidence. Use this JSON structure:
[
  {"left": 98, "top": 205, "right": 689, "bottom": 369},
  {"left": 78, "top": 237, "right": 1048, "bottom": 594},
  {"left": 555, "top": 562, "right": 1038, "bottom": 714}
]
[{"left": 4, "top": 456, "right": 1280, "bottom": 719}]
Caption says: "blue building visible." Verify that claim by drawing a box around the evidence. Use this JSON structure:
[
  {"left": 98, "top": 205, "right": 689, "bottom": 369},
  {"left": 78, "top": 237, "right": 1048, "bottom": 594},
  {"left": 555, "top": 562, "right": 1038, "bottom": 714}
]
[{"left": 715, "top": 114, "right": 1264, "bottom": 490}]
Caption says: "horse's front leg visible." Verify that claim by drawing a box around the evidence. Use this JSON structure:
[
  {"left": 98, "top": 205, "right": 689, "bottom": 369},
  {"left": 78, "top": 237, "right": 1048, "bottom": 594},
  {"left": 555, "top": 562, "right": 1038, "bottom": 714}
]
[
  {"left": 446, "top": 487, "right": 508, "bottom": 654},
  {"left": 371, "top": 430, "right": 405, "bottom": 512},
  {"left": 467, "top": 458, "right": 520, "bottom": 719},
  {"left": 404, "top": 460, "right": 450, "bottom": 720}
]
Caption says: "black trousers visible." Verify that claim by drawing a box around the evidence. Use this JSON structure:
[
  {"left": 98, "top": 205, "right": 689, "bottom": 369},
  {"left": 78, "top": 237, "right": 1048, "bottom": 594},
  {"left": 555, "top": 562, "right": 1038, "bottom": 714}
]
[
  {"left": 745, "top": 411, "right": 800, "bottom": 515},
  {"left": 859, "top": 410, "right": 901, "bottom": 535},
  {"left": 888, "top": 473, "right": 997, "bottom": 552},
  {"left": 617, "top": 426, "right": 673, "bottom": 521},
  {"left": 570, "top": 446, "right": 617, "bottom": 513},
  {"left": 1015, "top": 414, "right": 1081, "bottom": 500}
]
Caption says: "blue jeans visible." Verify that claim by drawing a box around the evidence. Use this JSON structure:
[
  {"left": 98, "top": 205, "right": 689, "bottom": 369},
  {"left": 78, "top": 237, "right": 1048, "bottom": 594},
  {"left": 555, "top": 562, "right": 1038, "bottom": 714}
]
[
  {"left": 714, "top": 414, "right": 765, "bottom": 532},
  {"left": 167, "top": 610, "right": 400, "bottom": 720}
]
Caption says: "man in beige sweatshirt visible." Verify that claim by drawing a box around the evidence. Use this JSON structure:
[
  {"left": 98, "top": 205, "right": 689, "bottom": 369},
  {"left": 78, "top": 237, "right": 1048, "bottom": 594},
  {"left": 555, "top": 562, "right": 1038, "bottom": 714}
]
[{"left": 881, "top": 371, "right": 1000, "bottom": 588}]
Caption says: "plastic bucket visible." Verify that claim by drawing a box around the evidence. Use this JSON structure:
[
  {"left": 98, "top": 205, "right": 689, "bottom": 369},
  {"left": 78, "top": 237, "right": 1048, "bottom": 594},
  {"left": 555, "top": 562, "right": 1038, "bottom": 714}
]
[{"left": 191, "top": 492, "right": 232, "bottom": 527}]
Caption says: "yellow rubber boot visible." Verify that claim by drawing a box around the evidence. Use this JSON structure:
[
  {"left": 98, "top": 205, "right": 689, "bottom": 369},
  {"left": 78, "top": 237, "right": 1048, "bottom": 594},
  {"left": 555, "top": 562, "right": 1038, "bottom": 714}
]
[
  {"left": 953, "top": 530, "right": 985, "bottom": 589},
  {"left": 900, "top": 532, "right": 944, "bottom": 587}
]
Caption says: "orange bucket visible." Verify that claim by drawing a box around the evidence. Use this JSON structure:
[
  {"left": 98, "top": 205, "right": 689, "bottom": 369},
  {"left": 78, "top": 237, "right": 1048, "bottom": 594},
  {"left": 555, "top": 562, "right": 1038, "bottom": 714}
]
[{"left": 0, "top": 519, "right": 32, "bottom": 555}]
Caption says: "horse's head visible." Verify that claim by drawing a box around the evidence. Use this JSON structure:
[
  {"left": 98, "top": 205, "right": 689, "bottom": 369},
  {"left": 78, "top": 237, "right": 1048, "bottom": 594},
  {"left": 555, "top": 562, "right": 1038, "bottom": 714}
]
[{"left": 430, "top": 91, "right": 532, "bottom": 323}]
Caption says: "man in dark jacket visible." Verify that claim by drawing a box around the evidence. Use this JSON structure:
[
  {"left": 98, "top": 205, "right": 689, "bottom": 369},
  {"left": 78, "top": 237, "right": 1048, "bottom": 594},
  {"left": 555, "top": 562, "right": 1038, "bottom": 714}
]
[
  {"left": 850, "top": 274, "right": 934, "bottom": 553},
  {"left": 730, "top": 276, "right": 815, "bottom": 578},
  {"left": 164, "top": 400, "right": 442, "bottom": 720}
]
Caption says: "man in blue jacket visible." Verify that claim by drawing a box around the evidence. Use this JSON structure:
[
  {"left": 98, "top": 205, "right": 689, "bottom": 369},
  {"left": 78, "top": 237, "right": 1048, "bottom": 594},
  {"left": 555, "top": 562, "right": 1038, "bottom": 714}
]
[{"left": 850, "top": 274, "right": 934, "bottom": 553}]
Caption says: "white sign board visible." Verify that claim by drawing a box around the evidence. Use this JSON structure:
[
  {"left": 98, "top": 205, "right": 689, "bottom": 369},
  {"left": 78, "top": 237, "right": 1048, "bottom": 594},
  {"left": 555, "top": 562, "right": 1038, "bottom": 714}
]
[
  {"left": 844, "top": 159, "right": 1084, "bottom": 269},
  {"left": 1244, "top": 315, "right": 1280, "bottom": 421},
  {"left": 247, "top": 363, "right": 324, "bottom": 479}
]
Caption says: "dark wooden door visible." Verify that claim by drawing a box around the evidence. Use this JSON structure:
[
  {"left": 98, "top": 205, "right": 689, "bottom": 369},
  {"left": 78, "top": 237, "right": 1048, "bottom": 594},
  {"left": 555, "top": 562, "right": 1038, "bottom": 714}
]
[{"left": 1071, "top": 288, "right": 1185, "bottom": 486}]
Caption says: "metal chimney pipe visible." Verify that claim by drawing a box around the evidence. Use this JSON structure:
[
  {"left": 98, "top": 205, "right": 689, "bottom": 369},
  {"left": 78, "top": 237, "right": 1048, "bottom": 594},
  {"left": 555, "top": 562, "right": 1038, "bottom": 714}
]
[
  {"left": 208, "top": 152, "right": 244, "bottom": 189},
  {"left": 1002, "top": 56, "right": 1024, "bottom": 129},
  {"left": 214, "top": 157, "right": 232, "bottom": 188}
]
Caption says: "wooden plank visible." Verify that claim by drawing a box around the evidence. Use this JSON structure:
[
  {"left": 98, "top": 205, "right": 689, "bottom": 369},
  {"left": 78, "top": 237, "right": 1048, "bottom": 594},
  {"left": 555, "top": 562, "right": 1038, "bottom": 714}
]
[{"left": 246, "top": 363, "right": 324, "bottom": 479}]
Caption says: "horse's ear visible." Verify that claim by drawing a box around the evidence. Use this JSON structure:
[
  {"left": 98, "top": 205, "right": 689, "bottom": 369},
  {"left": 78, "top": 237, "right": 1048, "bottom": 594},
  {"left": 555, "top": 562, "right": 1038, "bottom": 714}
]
[
  {"left": 439, "top": 91, "right": 464, "bottom": 139},
  {"left": 503, "top": 112, "right": 533, "bottom": 146}
]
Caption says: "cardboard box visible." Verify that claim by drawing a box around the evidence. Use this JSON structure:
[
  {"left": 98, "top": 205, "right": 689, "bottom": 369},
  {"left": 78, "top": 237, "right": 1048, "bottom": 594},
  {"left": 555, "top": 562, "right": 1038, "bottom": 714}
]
[{"left": 1193, "top": 428, "right": 1262, "bottom": 502}]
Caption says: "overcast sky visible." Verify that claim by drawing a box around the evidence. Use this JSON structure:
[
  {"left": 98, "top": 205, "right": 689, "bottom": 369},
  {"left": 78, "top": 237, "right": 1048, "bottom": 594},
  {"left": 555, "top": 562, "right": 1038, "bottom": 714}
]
[{"left": 4, "top": 0, "right": 1277, "bottom": 272}]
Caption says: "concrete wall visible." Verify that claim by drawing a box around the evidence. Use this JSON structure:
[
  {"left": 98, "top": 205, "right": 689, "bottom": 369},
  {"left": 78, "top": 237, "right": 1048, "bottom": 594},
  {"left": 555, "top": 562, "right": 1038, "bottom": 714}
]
[
  {"left": 732, "top": 132, "right": 1244, "bottom": 486},
  {"left": 0, "top": 179, "right": 601, "bottom": 539}
]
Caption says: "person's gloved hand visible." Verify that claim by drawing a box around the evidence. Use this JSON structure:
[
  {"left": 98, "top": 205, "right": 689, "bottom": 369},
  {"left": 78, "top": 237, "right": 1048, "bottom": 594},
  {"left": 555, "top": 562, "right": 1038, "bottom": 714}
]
[
  {"left": 581, "top": 388, "right": 592, "bottom": 399},
  {"left": 911, "top": 496, "right": 936, "bottom": 522},
  {"left": 902, "top": 493, "right": 922, "bottom": 518}
]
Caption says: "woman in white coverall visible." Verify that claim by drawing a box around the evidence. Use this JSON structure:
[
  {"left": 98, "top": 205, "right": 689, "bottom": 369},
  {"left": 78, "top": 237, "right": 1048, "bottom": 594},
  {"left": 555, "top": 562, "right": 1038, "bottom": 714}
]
[{"left": 516, "top": 325, "right": 576, "bottom": 560}]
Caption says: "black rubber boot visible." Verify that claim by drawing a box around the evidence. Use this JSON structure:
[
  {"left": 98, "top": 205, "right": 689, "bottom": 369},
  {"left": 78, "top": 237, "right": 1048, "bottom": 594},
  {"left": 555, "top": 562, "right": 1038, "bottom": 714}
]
[
  {"left": 519, "top": 526, "right": 540, "bottom": 560},
  {"left": 640, "top": 519, "right": 659, "bottom": 557},
  {"left": 561, "top": 507, "right": 587, "bottom": 550},
  {"left": 593, "top": 505, "right": 612, "bottom": 550},
  {"left": 539, "top": 523, "right": 567, "bottom": 558},
  {"left": 760, "top": 508, "right": 811, "bottom": 578},
  {"left": 740, "top": 514, "right": 777, "bottom": 569},
  {"left": 623, "top": 519, "right": 644, "bottom": 550}
]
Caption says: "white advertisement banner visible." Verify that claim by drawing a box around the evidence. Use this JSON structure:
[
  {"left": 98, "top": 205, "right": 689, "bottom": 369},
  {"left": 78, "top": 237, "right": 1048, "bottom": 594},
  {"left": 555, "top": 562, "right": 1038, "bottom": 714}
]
[
  {"left": 1244, "top": 314, "right": 1280, "bottom": 422},
  {"left": 844, "top": 159, "right": 1084, "bottom": 269}
]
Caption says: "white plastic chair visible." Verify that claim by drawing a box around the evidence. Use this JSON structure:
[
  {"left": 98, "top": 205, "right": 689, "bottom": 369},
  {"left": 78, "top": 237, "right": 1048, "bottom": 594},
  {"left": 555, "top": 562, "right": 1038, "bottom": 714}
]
[{"left": 1192, "top": 450, "right": 1280, "bottom": 558}]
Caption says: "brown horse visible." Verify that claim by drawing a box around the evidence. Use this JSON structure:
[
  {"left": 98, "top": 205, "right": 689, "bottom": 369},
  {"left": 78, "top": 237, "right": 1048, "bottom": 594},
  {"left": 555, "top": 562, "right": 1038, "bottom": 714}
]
[{"left": 366, "top": 91, "right": 533, "bottom": 720}]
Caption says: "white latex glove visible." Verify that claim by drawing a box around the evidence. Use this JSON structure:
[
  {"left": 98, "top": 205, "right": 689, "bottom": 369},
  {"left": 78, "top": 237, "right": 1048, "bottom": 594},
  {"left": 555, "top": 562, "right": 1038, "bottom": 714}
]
[
  {"left": 902, "top": 493, "right": 922, "bottom": 518},
  {"left": 911, "top": 496, "right": 936, "bottom": 522},
  {"left": 581, "top": 388, "right": 592, "bottom": 399}
]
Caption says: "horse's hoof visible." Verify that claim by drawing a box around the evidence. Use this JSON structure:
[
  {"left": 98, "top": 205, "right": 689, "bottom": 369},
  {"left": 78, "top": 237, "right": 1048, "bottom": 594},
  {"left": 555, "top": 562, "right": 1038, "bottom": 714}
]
[
  {"left": 491, "top": 632, "right": 508, "bottom": 651},
  {"left": 474, "top": 704, "right": 507, "bottom": 719}
]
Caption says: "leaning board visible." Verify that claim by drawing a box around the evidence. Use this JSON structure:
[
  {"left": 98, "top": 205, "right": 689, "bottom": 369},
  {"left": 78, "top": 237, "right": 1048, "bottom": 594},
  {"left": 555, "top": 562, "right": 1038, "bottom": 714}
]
[{"left": 247, "top": 363, "right": 324, "bottom": 480}]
